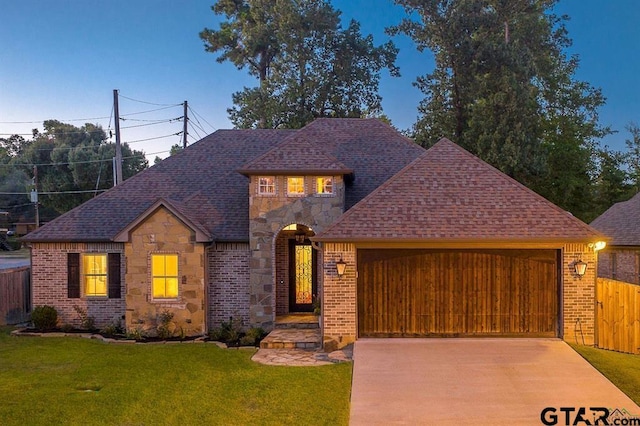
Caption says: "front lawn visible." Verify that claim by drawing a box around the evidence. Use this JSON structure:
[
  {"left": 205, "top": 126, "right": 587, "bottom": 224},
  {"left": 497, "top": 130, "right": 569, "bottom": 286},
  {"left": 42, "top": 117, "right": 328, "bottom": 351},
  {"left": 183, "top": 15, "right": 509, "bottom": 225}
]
[
  {"left": 0, "top": 327, "right": 351, "bottom": 425},
  {"left": 570, "top": 343, "right": 640, "bottom": 405}
]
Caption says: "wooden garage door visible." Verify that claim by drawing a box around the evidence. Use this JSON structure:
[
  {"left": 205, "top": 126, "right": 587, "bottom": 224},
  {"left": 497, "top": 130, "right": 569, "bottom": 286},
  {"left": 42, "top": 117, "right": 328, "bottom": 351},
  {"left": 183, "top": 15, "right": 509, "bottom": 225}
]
[{"left": 358, "top": 249, "right": 558, "bottom": 337}]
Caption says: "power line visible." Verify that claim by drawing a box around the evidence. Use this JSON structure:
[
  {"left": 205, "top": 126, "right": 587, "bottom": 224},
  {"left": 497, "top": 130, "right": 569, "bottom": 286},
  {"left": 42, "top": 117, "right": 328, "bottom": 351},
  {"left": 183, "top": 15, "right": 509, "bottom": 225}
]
[
  {"left": 188, "top": 105, "right": 216, "bottom": 133},
  {"left": 118, "top": 93, "right": 182, "bottom": 107},
  {"left": 0, "top": 116, "right": 111, "bottom": 124},
  {"left": 0, "top": 189, "right": 109, "bottom": 195},
  {"left": 187, "top": 121, "right": 204, "bottom": 140}
]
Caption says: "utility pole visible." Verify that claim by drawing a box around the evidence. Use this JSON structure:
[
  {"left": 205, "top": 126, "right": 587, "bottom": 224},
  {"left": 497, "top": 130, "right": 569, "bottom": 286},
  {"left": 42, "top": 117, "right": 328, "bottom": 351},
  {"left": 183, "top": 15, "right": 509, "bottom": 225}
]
[
  {"left": 183, "top": 100, "right": 188, "bottom": 149},
  {"left": 32, "top": 165, "right": 39, "bottom": 228},
  {"left": 113, "top": 89, "right": 123, "bottom": 186}
]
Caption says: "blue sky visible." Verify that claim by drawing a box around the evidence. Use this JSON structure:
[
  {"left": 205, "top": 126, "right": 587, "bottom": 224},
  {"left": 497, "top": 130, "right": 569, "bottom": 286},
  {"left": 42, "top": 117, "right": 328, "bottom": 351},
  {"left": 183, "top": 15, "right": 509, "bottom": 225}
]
[{"left": 1, "top": 0, "right": 638, "bottom": 161}]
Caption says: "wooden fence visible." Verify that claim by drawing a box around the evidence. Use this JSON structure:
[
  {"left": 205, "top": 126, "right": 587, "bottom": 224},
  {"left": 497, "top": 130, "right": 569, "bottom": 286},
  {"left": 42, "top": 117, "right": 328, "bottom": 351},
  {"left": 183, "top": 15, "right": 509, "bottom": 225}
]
[
  {"left": 0, "top": 267, "right": 31, "bottom": 325},
  {"left": 596, "top": 278, "right": 640, "bottom": 354}
]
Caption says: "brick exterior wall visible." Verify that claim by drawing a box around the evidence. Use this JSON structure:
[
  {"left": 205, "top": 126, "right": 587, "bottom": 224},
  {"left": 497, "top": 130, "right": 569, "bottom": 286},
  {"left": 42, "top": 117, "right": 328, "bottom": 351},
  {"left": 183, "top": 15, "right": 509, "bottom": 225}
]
[
  {"left": 31, "top": 242, "right": 125, "bottom": 328},
  {"left": 208, "top": 242, "right": 250, "bottom": 329},
  {"left": 562, "top": 243, "right": 597, "bottom": 345},
  {"left": 124, "top": 207, "right": 206, "bottom": 336},
  {"left": 597, "top": 248, "right": 639, "bottom": 284},
  {"left": 322, "top": 243, "right": 357, "bottom": 349},
  {"left": 321, "top": 243, "right": 598, "bottom": 348}
]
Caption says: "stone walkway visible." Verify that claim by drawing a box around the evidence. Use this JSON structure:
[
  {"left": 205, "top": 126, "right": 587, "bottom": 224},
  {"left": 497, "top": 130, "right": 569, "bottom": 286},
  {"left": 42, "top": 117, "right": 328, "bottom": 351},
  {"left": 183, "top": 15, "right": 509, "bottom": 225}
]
[{"left": 251, "top": 344, "right": 353, "bottom": 366}]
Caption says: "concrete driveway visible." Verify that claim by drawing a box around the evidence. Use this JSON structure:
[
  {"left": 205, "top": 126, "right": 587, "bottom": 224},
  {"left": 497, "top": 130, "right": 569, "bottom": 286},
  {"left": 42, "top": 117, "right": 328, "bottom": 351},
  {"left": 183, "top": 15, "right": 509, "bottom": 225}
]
[{"left": 350, "top": 339, "right": 639, "bottom": 425}]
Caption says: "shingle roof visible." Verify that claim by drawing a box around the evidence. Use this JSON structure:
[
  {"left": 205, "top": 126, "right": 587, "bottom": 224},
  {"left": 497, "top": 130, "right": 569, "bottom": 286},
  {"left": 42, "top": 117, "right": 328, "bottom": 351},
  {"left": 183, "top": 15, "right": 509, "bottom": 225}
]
[
  {"left": 23, "top": 129, "right": 293, "bottom": 242},
  {"left": 238, "top": 135, "right": 352, "bottom": 175},
  {"left": 23, "top": 118, "right": 425, "bottom": 242},
  {"left": 315, "top": 138, "right": 604, "bottom": 242},
  {"left": 591, "top": 192, "right": 640, "bottom": 246}
]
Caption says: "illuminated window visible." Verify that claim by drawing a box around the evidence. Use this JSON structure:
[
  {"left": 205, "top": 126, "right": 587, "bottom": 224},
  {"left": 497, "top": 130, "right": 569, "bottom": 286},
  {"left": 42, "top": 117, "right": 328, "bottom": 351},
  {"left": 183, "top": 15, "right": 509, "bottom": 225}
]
[
  {"left": 287, "top": 177, "right": 305, "bottom": 195},
  {"left": 316, "top": 177, "right": 334, "bottom": 195},
  {"left": 83, "top": 254, "right": 107, "bottom": 296},
  {"left": 152, "top": 254, "right": 179, "bottom": 299},
  {"left": 258, "top": 177, "right": 275, "bottom": 195}
]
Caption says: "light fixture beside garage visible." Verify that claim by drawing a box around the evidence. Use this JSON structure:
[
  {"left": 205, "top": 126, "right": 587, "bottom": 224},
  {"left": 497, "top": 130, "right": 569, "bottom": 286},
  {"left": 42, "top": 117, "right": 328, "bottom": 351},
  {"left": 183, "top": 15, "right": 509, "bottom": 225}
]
[
  {"left": 335, "top": 258, "right": 347, "bottom": 277},
  {"left": 573, "top": 260, "right": 588, "bottom": 277}
]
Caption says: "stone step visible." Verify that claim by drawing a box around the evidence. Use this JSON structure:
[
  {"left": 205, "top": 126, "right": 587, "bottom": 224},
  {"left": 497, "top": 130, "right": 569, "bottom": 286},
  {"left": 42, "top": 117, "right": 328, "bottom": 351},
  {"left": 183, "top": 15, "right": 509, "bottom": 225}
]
[
  {"left": 260, "top": 328, "right": 321, "bottom": 350},
  {"left": 274, "top": 321, "right": 319, "bottom": 330},
  {"left": 274, "top": 314, "right": 319, "bottom": 330}
]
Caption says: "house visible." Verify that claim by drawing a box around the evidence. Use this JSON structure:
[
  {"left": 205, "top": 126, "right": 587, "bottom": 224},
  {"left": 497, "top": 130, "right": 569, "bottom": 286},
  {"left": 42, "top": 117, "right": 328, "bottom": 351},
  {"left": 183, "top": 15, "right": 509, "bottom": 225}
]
[
  {"left": 23, "top": 118, "right": 606, "bottom": 348},
  {"left": 591, "top": 192, "right": 640, "bottom": 284}
]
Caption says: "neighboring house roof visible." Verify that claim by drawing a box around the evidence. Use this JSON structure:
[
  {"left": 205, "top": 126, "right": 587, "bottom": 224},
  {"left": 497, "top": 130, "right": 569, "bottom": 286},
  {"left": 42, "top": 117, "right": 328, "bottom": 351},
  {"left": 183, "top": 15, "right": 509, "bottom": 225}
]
[
  {"left": 315, "top": 138, "right": 605, "bottom": 243},
  {"left": 238, "top": 135, "right": 352, "bottom": 176},
  {"left": 590, "top": 191, "right": 640, "bottom": 246},
  {"left": 23, "top": 118, "right": 425, "bottom": 243}
]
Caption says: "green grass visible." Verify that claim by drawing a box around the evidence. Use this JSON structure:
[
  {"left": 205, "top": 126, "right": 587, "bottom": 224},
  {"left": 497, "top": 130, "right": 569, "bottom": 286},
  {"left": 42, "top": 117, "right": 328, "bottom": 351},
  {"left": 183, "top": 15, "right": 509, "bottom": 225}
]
[
  {"left": 570, "top": 343, "right": 640, "bottom": 404},
  {"left": 0, "top": 327, "right": 352, "bottom": 425}
]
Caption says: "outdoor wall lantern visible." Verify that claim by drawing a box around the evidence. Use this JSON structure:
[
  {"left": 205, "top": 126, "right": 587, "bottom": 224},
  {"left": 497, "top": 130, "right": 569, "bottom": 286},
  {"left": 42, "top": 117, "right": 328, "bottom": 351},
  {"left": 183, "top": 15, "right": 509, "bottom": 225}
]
[
  {"left": 573, "top": 260, "right": 588, "bottom": 277},
  {"left": 295, "top": 231, "right": 306, "bottom": 244},
  {"left": 335, "top": 258, "right": 347, "bottom": 277}
]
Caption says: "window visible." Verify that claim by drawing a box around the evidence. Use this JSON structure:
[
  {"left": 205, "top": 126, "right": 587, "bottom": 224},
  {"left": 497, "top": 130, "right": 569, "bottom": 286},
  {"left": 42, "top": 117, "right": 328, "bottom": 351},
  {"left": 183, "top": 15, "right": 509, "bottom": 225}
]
[
  {"left": 83, "top": 254, "right": 107, "bottom": 296},
  {"left": 258, "top": 177, "right": 275, "bottom": 195},
  {"left": 316, "top": 177, "right": 334, "bottom": 195},
  {"left": 152, "top": 254, "right": 179, "bottom": 299},
  {"left": 68, "top": 253, "right": 121, "bottom": 299},
  {"left": 287, "top": 177, "right": 305, "bottom": 196}
]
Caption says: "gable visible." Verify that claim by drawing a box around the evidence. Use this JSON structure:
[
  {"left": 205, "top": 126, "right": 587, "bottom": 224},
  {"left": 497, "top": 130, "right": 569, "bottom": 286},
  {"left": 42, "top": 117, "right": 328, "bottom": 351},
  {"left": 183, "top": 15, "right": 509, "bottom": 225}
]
[{"left": 315, "top": 139, "right": 604, "bottom": 243}]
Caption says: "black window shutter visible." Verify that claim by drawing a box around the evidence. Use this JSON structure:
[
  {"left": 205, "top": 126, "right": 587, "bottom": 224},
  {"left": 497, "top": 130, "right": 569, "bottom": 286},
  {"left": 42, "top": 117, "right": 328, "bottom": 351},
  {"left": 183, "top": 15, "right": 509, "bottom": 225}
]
[
  {"left": 67, "top": 253, "right": 80, "bottom": 298},
  {"left": 108, "top": 253, "right": 121, "bottom": 299}
]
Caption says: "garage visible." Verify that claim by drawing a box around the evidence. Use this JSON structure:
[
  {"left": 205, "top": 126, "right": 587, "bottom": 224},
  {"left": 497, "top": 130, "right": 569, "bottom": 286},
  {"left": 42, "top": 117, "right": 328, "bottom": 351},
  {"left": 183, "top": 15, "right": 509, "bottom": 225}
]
[{"left": 357, "top": 248, "right": 559, "bottom": 337}]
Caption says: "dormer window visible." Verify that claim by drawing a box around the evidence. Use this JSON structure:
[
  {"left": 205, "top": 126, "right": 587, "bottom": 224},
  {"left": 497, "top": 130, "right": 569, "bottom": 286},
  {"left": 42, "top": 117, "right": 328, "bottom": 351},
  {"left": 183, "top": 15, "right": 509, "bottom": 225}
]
[
  {"left": 316, "top": 177, "right": 334, "bottom": 195},
  {"left": 287, "top": 177, "right": 305, "bottom": 196},
  {"left": 258, "top": 177, "right": 275, "bottom": 195}
]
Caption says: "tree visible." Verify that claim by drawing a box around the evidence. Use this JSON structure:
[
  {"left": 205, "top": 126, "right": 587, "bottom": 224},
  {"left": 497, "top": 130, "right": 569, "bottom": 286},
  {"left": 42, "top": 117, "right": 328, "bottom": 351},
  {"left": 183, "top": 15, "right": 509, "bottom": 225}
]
[
  {"left": 624, "top": 123, "right": 640, "bottom": 193},
  {"left": 390, "top": 0, "right": 609, "bottom": 220},
  {"left": 591, "top": 146, "right": 632, "bottom": 219},
  {"left": 14, "top": 121, "right": 148, "bottom": 215},
  {"left": 201, "top": 0, "right": 398, "bottom": 129}
]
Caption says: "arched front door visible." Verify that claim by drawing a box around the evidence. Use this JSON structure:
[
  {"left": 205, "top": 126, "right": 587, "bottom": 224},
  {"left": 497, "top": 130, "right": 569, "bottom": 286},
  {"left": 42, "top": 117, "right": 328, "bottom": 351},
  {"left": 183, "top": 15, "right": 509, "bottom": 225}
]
[{"left": 288, "top": 237, "right": 317, "bottom": 312}]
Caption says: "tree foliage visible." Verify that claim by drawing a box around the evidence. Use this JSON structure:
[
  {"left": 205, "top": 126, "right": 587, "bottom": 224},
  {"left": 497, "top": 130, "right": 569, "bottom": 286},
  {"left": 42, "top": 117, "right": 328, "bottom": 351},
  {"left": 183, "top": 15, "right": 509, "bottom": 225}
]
[
  {"left": 201, "top": 0, "right": 398, "bottom": 128},
  {"left": 390, "top": 0, "right": 611, "bottom": 221},
  {"left": 0, "top": 121, "right": 148, "bottom": 222}
]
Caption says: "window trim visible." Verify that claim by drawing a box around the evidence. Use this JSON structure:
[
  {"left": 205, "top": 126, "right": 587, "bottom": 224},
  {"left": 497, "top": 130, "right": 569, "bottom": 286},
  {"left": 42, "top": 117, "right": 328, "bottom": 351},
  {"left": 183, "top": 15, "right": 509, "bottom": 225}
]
[
  {"left": 82, "top": 253, "right": 108, "bottom": 297},
  {"left": 151, "top": 253, "right": 180, "bottom": 300},
  {"left": 315, "top": 176, "right": 334, "bottom": 196},
  {"left": 257, "top": 176, "right": 276, "bottom": 196},
  {"left": 286, "top": 176, "right": 305, "bottom": 196}
]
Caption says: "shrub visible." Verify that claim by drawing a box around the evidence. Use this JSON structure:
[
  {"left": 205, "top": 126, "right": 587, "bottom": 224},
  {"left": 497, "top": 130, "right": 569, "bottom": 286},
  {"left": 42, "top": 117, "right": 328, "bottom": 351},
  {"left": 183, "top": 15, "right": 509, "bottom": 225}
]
[
  {"left": 156, "top": 310, "right": 175, "bottom": 339},
  {"left": 31, "top": 305, "right": 58, "bottom": 330},
  {"left": 73, "top": 305, "right": 96, "bottom": 331},
  {"left": 101, "top": 319, "right": 125, "bottom": 337},
  {"left": 241, "top": 327, "right": 267, "bottom": 346},
  {"left": 209, "top": 316, "right": 243, "bottom": 345}
]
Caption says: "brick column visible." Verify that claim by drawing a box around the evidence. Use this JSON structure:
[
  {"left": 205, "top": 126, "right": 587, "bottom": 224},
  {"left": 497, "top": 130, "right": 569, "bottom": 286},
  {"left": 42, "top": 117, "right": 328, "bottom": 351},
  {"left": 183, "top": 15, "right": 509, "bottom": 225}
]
[{"left": 322, "top": 243, "right": 357, "bottom": 350}]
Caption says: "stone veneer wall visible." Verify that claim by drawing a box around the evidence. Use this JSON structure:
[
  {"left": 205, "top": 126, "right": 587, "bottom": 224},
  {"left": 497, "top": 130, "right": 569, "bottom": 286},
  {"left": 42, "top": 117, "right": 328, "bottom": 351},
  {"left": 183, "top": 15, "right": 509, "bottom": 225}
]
[
  {"left": 124, "top": 207, "right": 205, "bottom": 336},
  {"left": 31, "top": 242, "right": 125, "bottom": 328},
  {"left": 597, "top": 248, "right": 639, "bottom": 284},
  {"left": 321, "top": 243, "right": 357, "bottom": 350},
  {"left": 248, "top": 175, "right": 345, "bottom": 328},
  {"left": 208, "top": 242, "right": 250, "bottom": 329}
]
